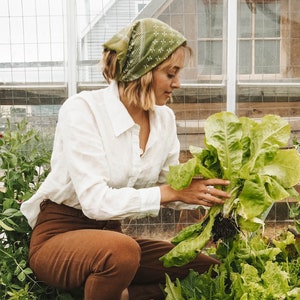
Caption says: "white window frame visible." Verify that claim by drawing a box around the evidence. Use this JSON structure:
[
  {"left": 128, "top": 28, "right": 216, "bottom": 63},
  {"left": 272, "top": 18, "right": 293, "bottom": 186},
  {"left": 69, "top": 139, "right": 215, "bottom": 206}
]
[
  {"left": 197, "top": 0, "right": 227, "bottom": 83},
  {"left": 238, "top": 0, "right": 283, "bottom": 81}
]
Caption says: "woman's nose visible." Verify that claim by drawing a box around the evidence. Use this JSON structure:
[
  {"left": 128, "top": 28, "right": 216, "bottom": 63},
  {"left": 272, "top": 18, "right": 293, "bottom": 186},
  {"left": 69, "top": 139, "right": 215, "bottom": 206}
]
[{"left": 171, "top": 76, "right": 181, "bottom": 89}]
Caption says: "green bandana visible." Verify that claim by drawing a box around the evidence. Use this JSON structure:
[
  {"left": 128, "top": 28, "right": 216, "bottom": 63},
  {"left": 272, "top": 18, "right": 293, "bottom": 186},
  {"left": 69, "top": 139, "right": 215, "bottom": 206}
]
[{"left": 103, "top": 18, "right": 186, "bottom": 82}]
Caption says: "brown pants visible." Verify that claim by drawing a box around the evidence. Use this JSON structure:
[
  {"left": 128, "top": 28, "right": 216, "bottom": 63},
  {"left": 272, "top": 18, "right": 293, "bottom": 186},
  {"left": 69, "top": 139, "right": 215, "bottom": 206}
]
[{"left": 29, "top": 200, "right": 219, "bottom": 300}]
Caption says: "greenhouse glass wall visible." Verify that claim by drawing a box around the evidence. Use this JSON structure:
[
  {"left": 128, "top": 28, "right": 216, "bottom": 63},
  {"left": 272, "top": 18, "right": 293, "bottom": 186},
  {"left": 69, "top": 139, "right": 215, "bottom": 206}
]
[{"left": 0, "top": 0, "right": 299, "bottom": 237}]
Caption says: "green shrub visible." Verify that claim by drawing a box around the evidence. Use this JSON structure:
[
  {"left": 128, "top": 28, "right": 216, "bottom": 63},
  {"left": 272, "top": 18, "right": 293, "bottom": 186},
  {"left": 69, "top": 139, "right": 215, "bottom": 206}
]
[{"left": 0, "top": 119, "right": 82, "bottom": 299}]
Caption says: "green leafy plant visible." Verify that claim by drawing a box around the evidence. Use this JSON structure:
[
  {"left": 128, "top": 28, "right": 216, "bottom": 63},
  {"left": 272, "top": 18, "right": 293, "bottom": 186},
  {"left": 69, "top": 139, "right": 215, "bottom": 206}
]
[
  {"left": 160, "top": 112, "right": 300, "bottom": 267},
  {"left": 0, "top": 119, "right": 82, "bottom": 299},
  {"left": 164, "top": 231, "right": 300, "bottom": 299},
  {"left": 291, "top": 137, "right": 300, "bottom": 234}
]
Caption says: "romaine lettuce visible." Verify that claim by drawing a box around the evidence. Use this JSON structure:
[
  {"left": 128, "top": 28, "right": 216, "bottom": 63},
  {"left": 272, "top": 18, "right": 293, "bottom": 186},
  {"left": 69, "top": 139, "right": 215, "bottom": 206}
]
[{"left": 161, "top": 112, "right": 300, "bottom": 267}]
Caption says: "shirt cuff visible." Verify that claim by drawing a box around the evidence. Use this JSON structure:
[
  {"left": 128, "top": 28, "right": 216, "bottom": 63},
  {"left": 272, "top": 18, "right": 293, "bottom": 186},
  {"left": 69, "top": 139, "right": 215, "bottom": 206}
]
[{"left": 138, "top": 186, "right": 161, "bottom": 217}]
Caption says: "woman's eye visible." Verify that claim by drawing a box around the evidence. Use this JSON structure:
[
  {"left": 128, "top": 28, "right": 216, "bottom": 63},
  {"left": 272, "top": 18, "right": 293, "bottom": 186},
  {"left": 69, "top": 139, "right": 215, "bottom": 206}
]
[{"left": 167, "top": 73, "right": 175, "bottom": 79}]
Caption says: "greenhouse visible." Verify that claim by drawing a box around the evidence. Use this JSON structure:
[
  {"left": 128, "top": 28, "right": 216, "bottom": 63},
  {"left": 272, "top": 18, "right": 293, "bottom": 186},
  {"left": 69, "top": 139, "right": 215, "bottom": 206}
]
[{"left": 0, "top": 0, "right": 299, "bottom": 299}]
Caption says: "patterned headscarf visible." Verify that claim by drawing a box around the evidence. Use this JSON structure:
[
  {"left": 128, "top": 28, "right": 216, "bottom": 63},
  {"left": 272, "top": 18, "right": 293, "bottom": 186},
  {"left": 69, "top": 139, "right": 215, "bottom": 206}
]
[{"left": 103, "top": 18, "right": 186, "bottom": 82}]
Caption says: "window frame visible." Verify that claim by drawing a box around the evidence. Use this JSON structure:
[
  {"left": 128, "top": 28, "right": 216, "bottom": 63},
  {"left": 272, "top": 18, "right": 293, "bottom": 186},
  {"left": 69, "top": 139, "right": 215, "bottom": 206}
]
[
  {"left": 238, "top": 0, "right": 283, "bottom": 81},
  {"left": 196, "top": 0, "right": 287, "bottom": 82},
  {"left": 196, "top": 0, "right": 227, "bottom": 82}
]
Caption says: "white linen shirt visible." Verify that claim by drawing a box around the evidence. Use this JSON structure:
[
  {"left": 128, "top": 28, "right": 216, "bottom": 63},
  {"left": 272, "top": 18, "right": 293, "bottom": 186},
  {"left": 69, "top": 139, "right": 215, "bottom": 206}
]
[{"left": 21, "top": 81, "right": 191, "bottom": 228}]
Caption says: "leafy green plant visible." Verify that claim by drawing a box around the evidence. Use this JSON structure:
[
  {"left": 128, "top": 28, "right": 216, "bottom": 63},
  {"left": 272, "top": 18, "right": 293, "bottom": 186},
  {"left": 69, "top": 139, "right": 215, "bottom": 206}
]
[
  {"left": 164, "top": 231, "right": 300, "bottom": 299},
  {"left": 291, "top": 136, "right": 300, "bottom": 234},
  {"left": 162, "top": 112, "right": 300, "bottom": 299},
  {"left": 160, "top": 112, "right": 300, "bottom": 267},
  {"left": 0, "top": 119, "right": 82, "bottom": 299}
]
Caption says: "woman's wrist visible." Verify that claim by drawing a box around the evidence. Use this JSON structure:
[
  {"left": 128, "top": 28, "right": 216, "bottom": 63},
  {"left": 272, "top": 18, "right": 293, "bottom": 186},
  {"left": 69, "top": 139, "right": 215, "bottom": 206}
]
[{"left": 159, "top": 184, "right": 178, "bottom": 205}]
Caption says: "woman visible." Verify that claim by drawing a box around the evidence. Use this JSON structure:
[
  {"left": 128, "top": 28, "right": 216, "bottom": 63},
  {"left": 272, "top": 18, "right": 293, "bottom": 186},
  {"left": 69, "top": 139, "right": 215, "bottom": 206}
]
[{"left": 21, "top": 18, "right": 230, "bottom": 300}]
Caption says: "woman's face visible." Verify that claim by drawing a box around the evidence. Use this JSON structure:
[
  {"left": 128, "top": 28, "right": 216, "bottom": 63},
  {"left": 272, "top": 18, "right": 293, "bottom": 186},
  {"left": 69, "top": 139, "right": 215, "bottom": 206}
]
[{"left": 152, "top": 47, "right": 185, "bottom": 106}]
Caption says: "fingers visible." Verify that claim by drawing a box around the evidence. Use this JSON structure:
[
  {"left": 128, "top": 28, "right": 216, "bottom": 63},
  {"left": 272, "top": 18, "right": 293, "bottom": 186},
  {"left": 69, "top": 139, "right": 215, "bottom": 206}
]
[
  {"left": 176, "top": 178, "right": 231, "bottom": 207},
  {"left": 203, "top": 178, "right": 230, "bottom": 186},
  {"left": 205, "top": 185, "right": 230, "bottom": 199},
  {"left": 201, "top": 191, "right": 226, "bottom": 206},
  {"left": 199, "top": 181, "right": 231, "bottom": 207}
]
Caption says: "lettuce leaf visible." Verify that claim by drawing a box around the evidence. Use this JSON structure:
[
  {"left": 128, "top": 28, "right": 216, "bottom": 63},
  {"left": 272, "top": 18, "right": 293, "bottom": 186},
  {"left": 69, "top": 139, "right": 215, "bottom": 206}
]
[
  {"left": 164, "top": 274, "right": 185, "bottom": 300},
  {"left": 161, "top": 206, "right": 221, "bottom": 267},
  {"left": 204, "top": 112, "right": 243, "bottom": 179}
]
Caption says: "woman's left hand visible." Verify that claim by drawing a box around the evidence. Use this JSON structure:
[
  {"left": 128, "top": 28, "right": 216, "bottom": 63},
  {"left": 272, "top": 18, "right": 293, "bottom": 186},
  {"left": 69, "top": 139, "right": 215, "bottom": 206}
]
[{"left": 160, "top": 178, "right": 231, "bottom": 207}]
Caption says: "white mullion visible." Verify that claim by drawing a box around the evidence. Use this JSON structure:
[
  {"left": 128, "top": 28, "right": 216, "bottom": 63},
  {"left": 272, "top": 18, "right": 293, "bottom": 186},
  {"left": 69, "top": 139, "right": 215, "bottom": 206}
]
[
  {"left": 226, "top": 0, "right": 237, "bottom": 113},
  {"left": 252, "top": 3, "right": 255, "bottom": 76},
  {"left": 66, "top": 0, "right": 77, "bottom": 97}
]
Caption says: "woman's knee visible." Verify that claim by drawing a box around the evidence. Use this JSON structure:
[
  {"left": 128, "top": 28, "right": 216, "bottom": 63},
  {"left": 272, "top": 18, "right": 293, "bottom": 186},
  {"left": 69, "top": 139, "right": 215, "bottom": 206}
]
[
  {"left": 93, "top": 234, "right": 141, "bottom": 276},
  {"left": 119, "top": 235, "right": 141, "bottom": 264},
  {"left": 85, "top": 234, "right": 141, "bottom": 296}
]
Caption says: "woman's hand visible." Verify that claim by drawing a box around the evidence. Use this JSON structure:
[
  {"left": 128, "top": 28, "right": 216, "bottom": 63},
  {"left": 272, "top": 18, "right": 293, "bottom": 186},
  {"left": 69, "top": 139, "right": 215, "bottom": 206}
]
[{"left": 160, "top": 178, "right": 231, "bottom": 207}]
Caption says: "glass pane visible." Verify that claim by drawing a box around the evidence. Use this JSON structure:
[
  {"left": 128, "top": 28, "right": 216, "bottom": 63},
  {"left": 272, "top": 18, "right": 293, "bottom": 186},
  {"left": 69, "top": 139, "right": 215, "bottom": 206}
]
[
  {"left": 51, "top": 43, "right": 64, "bottom": 61},
  {"left": 36, "top": 16, "right": 51, "bottom": 43},
  {"left": 38, "top": 68, "right": 54, "bottom": 81},
  {"left": 238, "top": 40, "right": 251, "bottom": 74},
  {"left": 238, "top": 3, "right": 252, "bottom": 38},
  {"left": 11, "top": 68, "right": 26, "bottom": 82},
  {"left": 23, "top": 17, "right": 37, "bottom": 44},
  {"left": 0, "top": 17, "right": 10, "bottom": 43},
  {"left": 22, "top": 0, "right": 35, "bottom": 16},
  {"left": 198, "top": 0, "right": 223, "bottom": 38},
  {"left": 51, "top": 67, "right": 65, "bottom": 82},
  {"left": 255, "top": 40, "right": 280, "bottom": 74},
  {"left": 38, "top": 43, "right": 52, "bottom": 61},
  {"left": 25, "top": 68, "right": 39, "bottom": 81},
  {"left": 255, "top": 2, "right": 280, "bottom": 38},
  {"left": 50, "top": 16, "right": 64, "bottom": 43},
  {"left": 0, "top": 0, "right": 9, "bottom": 17},
  {"left": 198, "top": 40, "right": 222, "bottom": 75},
  {"left": 10, "top": 17, "right": 23, "bottom": 44},
  {"left": 49, "top": 0, "right": 64, "bottom": 15},
  {"left": 8, "top": 0, "right": 22, "bottom": 17},
  {"left": 0, "top": 44, "right": 11, "bottom": 62},
  {"left": 31, "top": 105, "right": 61, "bottom": 116},
  {"left": 25, "top": 44, "right": 38, "bottom": 62},
  {"left": 36, "top": 0, "right": 50, "bottom": 16},
  {"left": 11, "top": 44, "right": 25, "bottom": 62}
]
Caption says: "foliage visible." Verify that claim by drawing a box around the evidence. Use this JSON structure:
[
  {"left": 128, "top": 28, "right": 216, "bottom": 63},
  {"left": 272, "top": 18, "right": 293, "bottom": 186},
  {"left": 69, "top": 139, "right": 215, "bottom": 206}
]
[
  {"left": 291, "top": 137, "right": 300, "bottom": 234},
  {"left": 164, "top": 231, "right": 300, "bottom": 299},
  {"left": 163, "top": 112, "right": 300, "bottom": 299},
  {"left": 160, "top": 113, "right": 300, "bottom": 267},
  {"left": 0, "top": 119, "right": 82, "bottom": 299}
]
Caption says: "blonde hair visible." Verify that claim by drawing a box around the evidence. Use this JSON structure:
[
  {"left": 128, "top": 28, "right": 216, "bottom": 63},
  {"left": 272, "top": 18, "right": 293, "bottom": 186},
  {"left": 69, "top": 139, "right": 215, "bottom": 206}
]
[{"left": 101, "top": 43, "right": 191, "bottom": 110}]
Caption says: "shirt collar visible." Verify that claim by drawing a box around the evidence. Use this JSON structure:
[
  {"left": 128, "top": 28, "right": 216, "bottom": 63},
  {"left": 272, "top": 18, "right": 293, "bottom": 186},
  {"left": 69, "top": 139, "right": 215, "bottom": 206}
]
[{"left": 104, "top": 81, "right": 135, "bottom": 137}]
